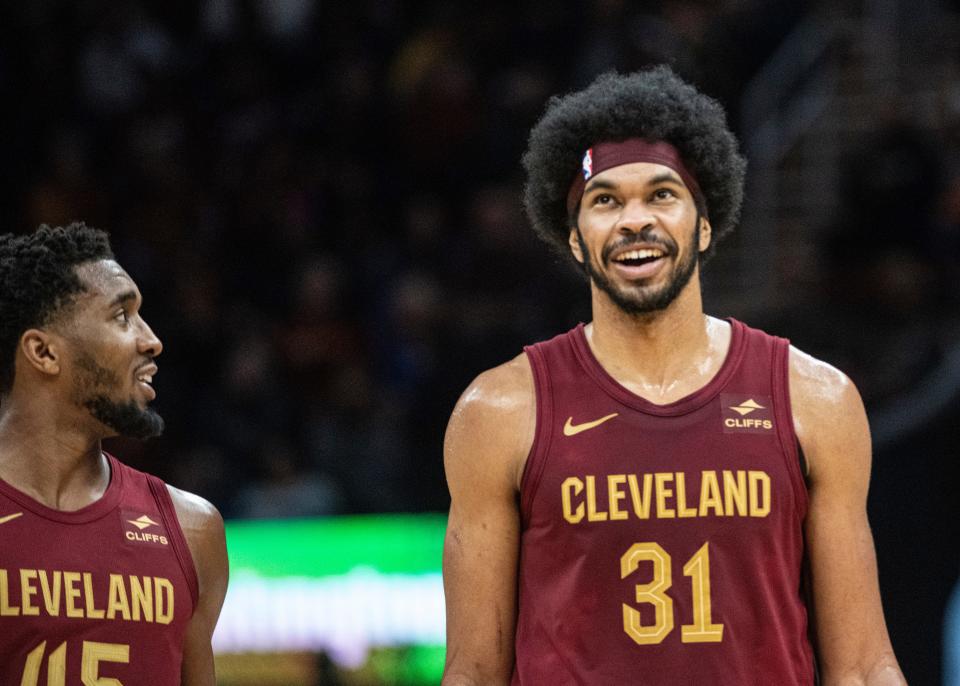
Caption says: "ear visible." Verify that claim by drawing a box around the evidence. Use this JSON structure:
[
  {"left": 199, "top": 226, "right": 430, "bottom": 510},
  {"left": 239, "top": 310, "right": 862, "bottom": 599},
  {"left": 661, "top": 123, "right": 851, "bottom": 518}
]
[
  {"left": 20, "top": 329, "right": 62, "bottom": 378},
  {"left": 568, "top": 227, "right": 585, "bottom": 264},
  {"left": 698, "top": 216, "right": 713, "bottom": 253}
]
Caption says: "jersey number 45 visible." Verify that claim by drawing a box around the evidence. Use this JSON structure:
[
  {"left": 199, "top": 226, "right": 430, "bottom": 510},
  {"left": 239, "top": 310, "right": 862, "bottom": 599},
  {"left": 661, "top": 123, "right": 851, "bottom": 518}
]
[{"left": 19, "top": 639, "right": 129, "bottom": 686}]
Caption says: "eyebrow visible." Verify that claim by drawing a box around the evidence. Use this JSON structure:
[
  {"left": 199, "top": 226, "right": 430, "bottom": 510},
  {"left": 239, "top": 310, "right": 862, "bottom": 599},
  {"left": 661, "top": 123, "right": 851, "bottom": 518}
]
[
  {"left": 647, "top": 172, "right": 684, "bottom": 187},
  {"left": 583, "top": 171, "right": 685, "bottom": 194},
  {"left": 108, "top": 290, "right": 139, "bottom": 309},
  {"left": 583, "top": 178, "right": 618, "bottom": 194}
]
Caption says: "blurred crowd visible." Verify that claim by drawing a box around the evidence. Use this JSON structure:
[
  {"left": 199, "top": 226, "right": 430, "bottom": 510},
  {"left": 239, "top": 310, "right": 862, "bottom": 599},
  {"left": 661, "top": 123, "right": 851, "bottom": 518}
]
[
  {"left": 5, "top": 1, "right": 960, "bottom": 681},
  {"left": 1, "top": 0, "right": 809, "bottom": 515}
]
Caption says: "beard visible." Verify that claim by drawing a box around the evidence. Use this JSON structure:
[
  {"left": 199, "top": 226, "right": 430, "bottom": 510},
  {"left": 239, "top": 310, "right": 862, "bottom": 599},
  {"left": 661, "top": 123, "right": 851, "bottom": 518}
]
[
  {"left": 73, "top": 353, "right": 165, "bottom": 440},
  {"left": 85, "top": 396, "right": 165, "bottom": 440},
  {"left": 579, "top": 215, "right": 700, "bottom": 316}
]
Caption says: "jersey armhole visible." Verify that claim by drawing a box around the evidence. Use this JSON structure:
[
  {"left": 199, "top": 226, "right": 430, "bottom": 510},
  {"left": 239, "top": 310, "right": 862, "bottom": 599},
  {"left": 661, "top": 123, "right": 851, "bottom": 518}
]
[
  {"left": 147, "top": 475, "right": 201, "bottom": 612},
  {"left": 796, "top": 441, "right": 811, "bottom": 488},
  {"left": 519, "top": 344, "right": 554, "bottom": 524},
  {"left": 771, "top": 339, "right": 810, "bottom": 517}
]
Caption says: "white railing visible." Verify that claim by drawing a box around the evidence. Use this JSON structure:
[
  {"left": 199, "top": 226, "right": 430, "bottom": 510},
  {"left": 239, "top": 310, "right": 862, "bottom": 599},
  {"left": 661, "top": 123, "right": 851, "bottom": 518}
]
[{"left": 737, "top": 13, "right": 846, "bottom": 302}]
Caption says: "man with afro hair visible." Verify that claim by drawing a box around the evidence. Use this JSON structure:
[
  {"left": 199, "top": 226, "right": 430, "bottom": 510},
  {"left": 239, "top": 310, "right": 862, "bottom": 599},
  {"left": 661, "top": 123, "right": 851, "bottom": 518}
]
[
  {"left": 442, "top": 67, "right": 904, "bottom": 685},
  {"left": 0, "top": 223, "right": 227, "bottom": 685}
]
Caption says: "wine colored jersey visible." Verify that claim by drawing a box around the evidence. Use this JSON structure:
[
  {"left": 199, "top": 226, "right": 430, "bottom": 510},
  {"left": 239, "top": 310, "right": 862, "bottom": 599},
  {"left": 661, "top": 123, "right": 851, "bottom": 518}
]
[
  {"left": 513, "top": 320, "right": 813, "bottom": 685},
  {"left": 0, "top": 454, "right": 198, "bottom": 686}
]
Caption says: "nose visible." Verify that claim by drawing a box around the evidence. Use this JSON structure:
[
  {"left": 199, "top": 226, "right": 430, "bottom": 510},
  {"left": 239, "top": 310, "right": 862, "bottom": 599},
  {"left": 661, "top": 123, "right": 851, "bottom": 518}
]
[
  {"left": 615, "top": 198, "right": 655, "bottom": 234},
  {"left": 138, "top": 318, "right": 163, "bottom": 358}
]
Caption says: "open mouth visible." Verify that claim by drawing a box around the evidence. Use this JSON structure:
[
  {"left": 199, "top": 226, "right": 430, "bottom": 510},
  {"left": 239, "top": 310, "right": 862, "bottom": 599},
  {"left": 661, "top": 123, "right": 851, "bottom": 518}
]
[
  {"left": 611, "top": 247, "right": 666, "bottom": 268},
  {"left": 135, "top": 365, "right": 157, "bottom": 399}
]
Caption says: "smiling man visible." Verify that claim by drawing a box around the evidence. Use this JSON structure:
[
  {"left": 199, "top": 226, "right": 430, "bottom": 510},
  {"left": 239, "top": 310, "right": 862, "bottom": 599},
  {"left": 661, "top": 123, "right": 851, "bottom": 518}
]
[
  {"left": 441, "top": 68, "right": 906, "bottom": 685},
  {"left": 0, "top": 223, "right": 227, "bottom": 686}
]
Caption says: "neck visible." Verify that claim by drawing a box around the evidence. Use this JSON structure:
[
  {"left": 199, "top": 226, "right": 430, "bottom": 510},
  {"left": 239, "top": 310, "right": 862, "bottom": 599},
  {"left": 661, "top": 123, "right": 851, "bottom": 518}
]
[
  {"left": 0, "top": 391, "right": 110, "bottom": 511},
  {"left": 585, "top": 271, "right": 728, "bottom": 403}
]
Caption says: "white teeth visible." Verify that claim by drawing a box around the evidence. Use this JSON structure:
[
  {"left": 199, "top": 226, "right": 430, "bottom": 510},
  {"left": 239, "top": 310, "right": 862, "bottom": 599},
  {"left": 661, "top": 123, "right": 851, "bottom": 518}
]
[
  {"left": 615, "top": 248, "right": 664, "bottom": 262},
  {"left": 137, "top": 374, "right": 153, "bottom": 384}
]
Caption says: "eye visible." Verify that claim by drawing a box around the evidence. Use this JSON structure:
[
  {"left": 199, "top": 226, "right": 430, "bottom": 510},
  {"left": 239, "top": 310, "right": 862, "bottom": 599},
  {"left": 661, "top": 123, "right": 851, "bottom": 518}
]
[
  {"left": 114, "top": 310, "right": 130, "bottom": 325},
  {"left": 592, "top": 193, "right": 616, "bottom": 206},
  {"left": 652, "top": 188, "right": 677, "bottom": 201}
]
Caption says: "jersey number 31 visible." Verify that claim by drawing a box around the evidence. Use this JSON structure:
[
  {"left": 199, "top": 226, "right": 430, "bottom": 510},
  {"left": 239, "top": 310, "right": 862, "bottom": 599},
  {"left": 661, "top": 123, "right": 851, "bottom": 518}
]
[{"left": 622, "top": 541, "right": 724, "bottom": 645}]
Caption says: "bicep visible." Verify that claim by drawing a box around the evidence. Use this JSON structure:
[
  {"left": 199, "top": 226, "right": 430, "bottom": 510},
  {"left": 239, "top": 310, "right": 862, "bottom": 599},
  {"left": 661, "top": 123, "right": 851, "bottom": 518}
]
[
  {"left": 441, "top": 363, "right": 532, "bottom": 685},
  {"left": 180, "top": 607, "right": 218, "bottom": 686},
  {"left": 443, "top": 491, "right": 520, "bottom": 683},
  {"left": 792, "top": 351, "right": 901, "bottom": 681},
  {"left": 805, "top": 465, "right": 899, "bottom": 683},
  {"left": 805, "top": 465, "right": 885, "bottom": 670},
  {"left": 175, "top": 494, "right": 229, "bottom": 686}
]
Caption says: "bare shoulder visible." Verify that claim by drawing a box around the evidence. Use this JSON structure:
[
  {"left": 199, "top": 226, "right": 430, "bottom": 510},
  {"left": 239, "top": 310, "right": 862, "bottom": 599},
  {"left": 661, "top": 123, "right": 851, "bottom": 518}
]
[
  {"left": 788, "top": 346, "right": 863, "bottom": 421},
  {"left": 790, "top": 347, "right": 904, "bottom": 682},
  {"left": 450, "top": 352, "right": 535, "bottom": 427},
  {"left": 165, "top": 485, "right": 229, "bottom": 677},
  {"left": 166, "top": 484, "right": 225, "bottom": 539},
  {"left": 165, "top": 484, "right": 228, "bottom": 595},
  {"left": 788, "top": 345, "right": 869, "bottom": 480},
  {"left": 443, "top": 355, "right": 533, "bottom": 682},
  {"left": 445, "top": 352, "right": 536, "bottom": 492}
]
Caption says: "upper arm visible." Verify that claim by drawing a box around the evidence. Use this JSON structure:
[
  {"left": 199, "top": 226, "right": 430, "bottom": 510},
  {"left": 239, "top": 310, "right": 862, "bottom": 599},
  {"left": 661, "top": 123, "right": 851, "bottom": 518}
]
[
  {"left": 442, "top": 354, "right": 535, "bottom": 686},
  {"left": 167, "top": 485, "right": 229, "bottom": 686},
  {"left": 790, "top": 348, "right": 905, "bottom": 685}
]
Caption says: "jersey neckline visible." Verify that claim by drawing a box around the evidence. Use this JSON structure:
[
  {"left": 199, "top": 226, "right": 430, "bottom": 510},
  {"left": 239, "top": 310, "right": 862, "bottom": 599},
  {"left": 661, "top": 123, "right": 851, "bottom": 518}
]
[
  {"left": 0, "top": 452, "right": 124, "bottom": 524},
  {"left": 570, "top": 317, "right": 746, "bottom": 416}
]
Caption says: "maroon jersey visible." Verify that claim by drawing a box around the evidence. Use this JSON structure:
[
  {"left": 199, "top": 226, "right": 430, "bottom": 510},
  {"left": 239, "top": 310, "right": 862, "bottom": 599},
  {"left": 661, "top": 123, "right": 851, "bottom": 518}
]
[
  {"left": 0, "top": 454, "right": 197, "bottom": 686},
  {"left": 514, "top": 320, "right": 813, "bottom": 685}
]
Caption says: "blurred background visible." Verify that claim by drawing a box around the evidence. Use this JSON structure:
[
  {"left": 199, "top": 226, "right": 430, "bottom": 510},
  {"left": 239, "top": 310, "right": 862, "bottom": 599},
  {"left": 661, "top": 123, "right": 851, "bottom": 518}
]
[{"left": 2, "top": 0, "right": 959, "bottom": 683}]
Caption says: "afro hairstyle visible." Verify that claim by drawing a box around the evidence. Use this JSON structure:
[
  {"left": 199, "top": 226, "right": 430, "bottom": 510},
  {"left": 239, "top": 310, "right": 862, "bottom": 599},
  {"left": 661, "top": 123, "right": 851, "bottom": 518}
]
[
  {"left": 522, "top": 65, "right": 746, "bottom": 263},
  {"left": 0, "top": 222, "right": 113, "bottom": 394}
]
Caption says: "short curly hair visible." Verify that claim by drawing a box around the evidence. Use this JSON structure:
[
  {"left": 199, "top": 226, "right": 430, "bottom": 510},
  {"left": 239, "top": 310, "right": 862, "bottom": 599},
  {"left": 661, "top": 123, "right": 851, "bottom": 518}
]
[
  {"left": 0, "top": 222, "right": 114, "bottom": 393},
  {"left": 522, "top": 66, "right": 746, "bottom": 263}
]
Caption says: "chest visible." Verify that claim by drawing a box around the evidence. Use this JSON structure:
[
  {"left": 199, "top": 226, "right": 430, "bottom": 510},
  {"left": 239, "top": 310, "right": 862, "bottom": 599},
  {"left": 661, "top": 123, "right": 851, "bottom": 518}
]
[{"left": 525, "top": 390, "right": 805, "bottom": 546}]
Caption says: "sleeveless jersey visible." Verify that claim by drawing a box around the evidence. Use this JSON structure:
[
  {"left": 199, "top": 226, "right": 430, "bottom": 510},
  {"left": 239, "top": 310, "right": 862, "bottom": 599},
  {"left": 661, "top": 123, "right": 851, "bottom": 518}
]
[
  {"left": 0, "top": 454, "right": 198, "bottom": 686},
  {"left": 513, "top": 319, "right": 813, "bottom": 685}
]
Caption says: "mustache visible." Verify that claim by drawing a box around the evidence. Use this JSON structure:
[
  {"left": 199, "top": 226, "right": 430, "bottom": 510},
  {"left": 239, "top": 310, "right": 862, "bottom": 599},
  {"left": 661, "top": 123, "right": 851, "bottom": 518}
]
[
  {"left": 601, "top": 228, "right": 677, "bottom": 264},
  {"left": 134, "top": 358, "right": 156, "bottom": 372}
]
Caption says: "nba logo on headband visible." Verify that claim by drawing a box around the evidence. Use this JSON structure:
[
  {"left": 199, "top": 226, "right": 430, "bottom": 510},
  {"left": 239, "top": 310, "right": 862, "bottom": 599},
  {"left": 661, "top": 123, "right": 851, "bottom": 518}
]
[{"left": 582, "top": 148, "right": 593, "bottom": 180}]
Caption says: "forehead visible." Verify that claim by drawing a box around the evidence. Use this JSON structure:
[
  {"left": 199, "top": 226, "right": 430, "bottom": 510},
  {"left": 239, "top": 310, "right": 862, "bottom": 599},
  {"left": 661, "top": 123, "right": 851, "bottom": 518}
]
[
  {"left": 73, "top": 259, "right": 138, "bottom": 301},
  {"left": 588, "top": 161, "right": 685, "bottom": 187}
]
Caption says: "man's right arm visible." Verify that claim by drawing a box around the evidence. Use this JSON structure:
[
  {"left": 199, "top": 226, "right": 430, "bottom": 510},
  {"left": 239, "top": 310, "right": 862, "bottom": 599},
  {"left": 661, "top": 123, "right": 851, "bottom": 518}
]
[{"left": 441, "top": 354, "right": 536, "bottom": 686}]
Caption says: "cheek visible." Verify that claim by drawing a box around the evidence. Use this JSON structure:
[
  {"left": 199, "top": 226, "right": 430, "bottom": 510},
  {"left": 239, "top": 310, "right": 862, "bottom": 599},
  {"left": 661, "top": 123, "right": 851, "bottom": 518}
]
[{"left": 72, "top": 340, "right": 127, "bottom": 379}]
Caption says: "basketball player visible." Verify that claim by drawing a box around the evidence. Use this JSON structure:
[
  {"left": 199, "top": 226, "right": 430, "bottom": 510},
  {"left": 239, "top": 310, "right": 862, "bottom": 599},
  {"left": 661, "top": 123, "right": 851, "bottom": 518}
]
[
  {"left": 442, "top": 67, "right": 906, "bottom": 684},
  {"left": 0, "top": 224, "right": 228, "bottom": 685}
]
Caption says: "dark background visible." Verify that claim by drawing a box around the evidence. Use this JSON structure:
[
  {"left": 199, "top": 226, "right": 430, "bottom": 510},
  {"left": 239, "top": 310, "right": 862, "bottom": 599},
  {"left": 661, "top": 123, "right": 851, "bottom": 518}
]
[{"left": 2, "top": 1, "right": 958, "bottom": 682}]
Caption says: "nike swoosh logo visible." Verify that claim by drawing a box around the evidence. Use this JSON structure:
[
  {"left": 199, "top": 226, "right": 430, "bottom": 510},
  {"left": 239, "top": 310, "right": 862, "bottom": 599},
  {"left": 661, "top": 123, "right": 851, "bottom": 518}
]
[
  {"left": 563, "top": 413, "right": 619, "bottom": 436},
  {"left": 0, "top": 512, "right": 23, "bottom": 525}
]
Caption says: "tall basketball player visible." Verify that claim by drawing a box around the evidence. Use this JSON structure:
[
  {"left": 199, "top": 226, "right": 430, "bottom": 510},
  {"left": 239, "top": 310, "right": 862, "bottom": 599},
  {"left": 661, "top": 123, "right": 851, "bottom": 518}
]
[
  {"left": 442, "top": 67, "right": 906, "bottom": 685},
  {"left": 0, "top": 224, "right": 228, "bottom": 685}
]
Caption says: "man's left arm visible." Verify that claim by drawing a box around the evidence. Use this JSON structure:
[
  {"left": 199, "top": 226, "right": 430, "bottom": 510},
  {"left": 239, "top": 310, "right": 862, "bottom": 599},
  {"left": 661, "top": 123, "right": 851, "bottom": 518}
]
[
  {"left": 168, "top": 485, "right": 229, "bottom": 686},
  {"left": 790, "top": 347, "right": 905, "bottom": 686}
]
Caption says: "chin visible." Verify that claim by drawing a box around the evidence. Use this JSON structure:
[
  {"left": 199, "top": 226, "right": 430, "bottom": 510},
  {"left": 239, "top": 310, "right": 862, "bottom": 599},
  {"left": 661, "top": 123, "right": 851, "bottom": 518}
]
[
  {"left": 603, "top": 283, "right": 681, "bottom": 315},
  {"left": 85, "top": 396, "right": 165, "bottom": 440}
]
